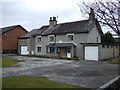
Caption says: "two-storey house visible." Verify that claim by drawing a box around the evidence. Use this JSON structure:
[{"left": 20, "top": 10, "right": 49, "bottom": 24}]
[{"left": 18, "top": 9, "right": 106, "bottom": 60}]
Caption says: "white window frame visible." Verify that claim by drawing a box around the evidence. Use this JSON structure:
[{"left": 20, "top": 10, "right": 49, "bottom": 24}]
[
  {"left": 36, "top": 36, "right": 42, "bottom": 42},
  {"left": 48, "top": 35, "right": 55, "bottom": 42},
  {"left": 66, "top": 33, "right": 75, "bottom": 36},
  {"left": 67, "top": 34, "right": 74, "bottom": 41},
  {"left": 36, "top": 45, "right": 42, "bottom": 53}
]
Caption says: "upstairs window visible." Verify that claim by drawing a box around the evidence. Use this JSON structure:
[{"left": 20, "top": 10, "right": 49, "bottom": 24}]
[
  {"left": 49, "top": 36, "right": 55, "bottom": 42},
  {"left": 68, "top": 35, "right": 74, "bottom": 41},
  {"left": 96, "top": 37, "right": 98, "bottom": 42},
  {"left": 37, "top": 37, "right": 42, "bottom": 42}
]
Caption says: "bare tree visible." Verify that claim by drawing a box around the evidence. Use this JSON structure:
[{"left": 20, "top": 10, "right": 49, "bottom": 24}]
[{"left": 78, "top": 0, "right": 120, "bottom": 35}]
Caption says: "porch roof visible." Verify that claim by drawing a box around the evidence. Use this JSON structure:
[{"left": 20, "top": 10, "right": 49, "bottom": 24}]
[{"left": 46, "top": 43, "right": 76, "bottom": 47}]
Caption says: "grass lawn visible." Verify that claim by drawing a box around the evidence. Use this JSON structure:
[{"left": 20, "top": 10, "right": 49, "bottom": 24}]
[
  {"left": 0, "top": 57, "right": 20, "bottom": 68},
  {"left": 109, "top": 56, "right": 120, "bottom": 64},
  {"left": 2, "top": 76, "right": 89, "bottom": 89}
]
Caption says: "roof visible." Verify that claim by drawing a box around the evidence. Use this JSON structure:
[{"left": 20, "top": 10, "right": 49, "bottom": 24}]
[
  {"left": 19, "top": 29, "right": 39, "bottom": 39},
  {"left": 46, "top": 43, "right": 76, "bottom": 47},
  {"left": 0, "top": 25, "right": 28, "bottom": 35},
  {"left": 95, "top": 19, "right": 103, "bottom": 35},
  {"left": 40, "top": 20, "right": 90, "bottom": 36},
  {"left": 40, "top": 19, "right": 103, "bottom": 36},
  {"left": 19, "top": 25, "right": 48, "bottom": 39},
  {"left": 19, "top": 18, "right": 103, "bottom": 39}
]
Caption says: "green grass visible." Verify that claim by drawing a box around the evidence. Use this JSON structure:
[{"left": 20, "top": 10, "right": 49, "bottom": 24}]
[
  {"left": 2, "top": 76, "right": 89, "bottom": 89},
  {"left": 109, "top": 56, "right": 120, "bottom": 64},
  {"left": 0, "top": 57, "right": 20, "bottom": 68}
]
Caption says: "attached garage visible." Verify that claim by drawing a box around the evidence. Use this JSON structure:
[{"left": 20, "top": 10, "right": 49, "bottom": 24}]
[
  {"left": 85, "top": 46, "right": 98, "bottom": 61},
  {"left": 20, "top": 45, "right": 28, "bottom": 55}
]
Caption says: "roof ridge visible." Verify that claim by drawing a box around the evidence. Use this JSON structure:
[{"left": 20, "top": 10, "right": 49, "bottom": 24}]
[
  {"left": 0, "top": 25, "right": 20, "bottom": 29},
  {"left": 58, "top": 19, "right": 88, "bottom": 25},
  {"left": 37, "top": 20, "right": 89, "bottom": 28}
]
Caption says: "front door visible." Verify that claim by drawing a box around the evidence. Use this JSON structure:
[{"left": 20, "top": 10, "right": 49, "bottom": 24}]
[{"left": 60, "top": 48, "right": 66, "bottom": 58}]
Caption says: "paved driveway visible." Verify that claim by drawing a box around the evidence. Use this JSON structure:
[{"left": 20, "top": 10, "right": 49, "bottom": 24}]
[{"left": 1, "top": 55, "right": 119, "bottom": 88}]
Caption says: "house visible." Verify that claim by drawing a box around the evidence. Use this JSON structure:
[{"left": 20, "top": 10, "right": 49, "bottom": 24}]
[
  {"left": 0, "top": 25, "right": 28, "bottom": 54},
  {"left": 18, "top": 9, "right": 119, "bottom": 61}
]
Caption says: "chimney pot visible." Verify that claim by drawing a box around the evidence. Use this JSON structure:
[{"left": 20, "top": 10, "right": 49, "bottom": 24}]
[
  {"left": 53, "top": 17, "right": 56, "bottom": 21},
  {"left": 50, "top": 17, "right": 52, "bottom": 21},
  {"left": 49, "top": 16, "right": 57, "bottom": 28}
]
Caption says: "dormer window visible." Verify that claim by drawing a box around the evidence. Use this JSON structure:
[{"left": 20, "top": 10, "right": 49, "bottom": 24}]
[{"left": 49, "top": 35, "right": 55, "bottom": 42}]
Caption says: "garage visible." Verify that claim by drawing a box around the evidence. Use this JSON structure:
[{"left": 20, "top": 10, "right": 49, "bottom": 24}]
[
  {"left": 85, "top": 46, "right": 98, "bottom": 61},
  {"left": 20, "top": 46, "right": 28, "bottom": 55}
]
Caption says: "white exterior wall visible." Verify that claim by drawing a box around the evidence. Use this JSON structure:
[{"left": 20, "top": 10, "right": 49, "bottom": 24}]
[
  {"left": 35, "top": 36, "right": 48, "bottom": 55},
  {"left": 87, "top": 25, "right": 101, "bottom": 43},
  {"left": 34, "top": 24, "right": 102, "bottom": 59}
]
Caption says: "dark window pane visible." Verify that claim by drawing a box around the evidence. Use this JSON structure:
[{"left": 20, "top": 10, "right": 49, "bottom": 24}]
[
  {"left": 37, "top": 46, "right": 41, "bottom": 52},
  {"left": 37, "top": 37, "right": 41, "bottom": 42},
  {"left": 49, "top": 36, "right": 54, "bottom": 42},
  {"left": 68, "top": 35, "right": 73, "bottom": 41}
]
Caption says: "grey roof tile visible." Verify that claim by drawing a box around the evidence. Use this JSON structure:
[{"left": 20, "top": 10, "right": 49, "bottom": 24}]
[
  {"left": 19, "top": 29, "right": 39, "bottom": 39},
  {"left": 19, "top": 19, "right": 103, "bottom": 38}
]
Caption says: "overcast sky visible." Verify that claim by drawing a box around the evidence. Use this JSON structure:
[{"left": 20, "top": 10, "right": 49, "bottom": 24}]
[{"left": 0, "top": 0, "right": 113, "bottom": 33}]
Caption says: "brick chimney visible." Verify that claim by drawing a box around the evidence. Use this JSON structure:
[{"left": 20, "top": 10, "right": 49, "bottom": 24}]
[{"left": 49, "top": 17, "right": 57, "bottom": 28}]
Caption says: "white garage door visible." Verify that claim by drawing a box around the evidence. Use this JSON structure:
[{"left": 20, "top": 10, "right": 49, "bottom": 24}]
[
  {"left": 20, "top": 46, "right": 28, "bottom": 55},
  {"left": 85, "top": 46, "right": 98, "bottom": 61}
]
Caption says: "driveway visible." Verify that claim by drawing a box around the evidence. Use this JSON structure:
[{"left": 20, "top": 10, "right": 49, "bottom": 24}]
[{"left": 1, "top": 55, "right": 119, "bottom": 88}]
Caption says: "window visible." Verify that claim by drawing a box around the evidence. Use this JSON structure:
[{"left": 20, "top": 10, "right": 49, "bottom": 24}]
[
  {"left": 37, "top": 37, "right": 41, "bottom": 42},
  {"left": 49, "top": 36, "right": 54, "bottom": 42},
  {"left": 57, "top": 48, "right": 60, "bottom": 53},
  {"left": 37, "top": 46, "right": 42, "bottom": 52},
  {"left": 96, "top": 37, "right": 98, "bottom": 42},
  {"left": 47, "top": 47, "right": 50, "bottom": 53},
  {"left": 68, "top": 35, "right": 74, "bottom": 41},
  {"left": 50, "top": 47, "right": 55, "bottom": 53},
  {"left": 47, "top": 47, "right": 55, "bottom": 53}
]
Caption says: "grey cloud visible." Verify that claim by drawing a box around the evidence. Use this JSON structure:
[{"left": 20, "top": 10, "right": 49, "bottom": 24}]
[{"left": 1, "top": 1, "right": 80, "bottom": 31}]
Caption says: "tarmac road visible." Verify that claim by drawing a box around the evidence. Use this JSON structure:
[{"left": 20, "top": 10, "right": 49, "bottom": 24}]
[{"left": 1, "top": 55, "right": 119, "bottom": 88}]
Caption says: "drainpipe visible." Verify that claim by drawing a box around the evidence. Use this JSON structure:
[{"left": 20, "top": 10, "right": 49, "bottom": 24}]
[
  {"left": 54, "top": 34, "right": 56, "bottom": 45},
  {"left": 53, "top": 34, "right": 56, "bottom": 53}
]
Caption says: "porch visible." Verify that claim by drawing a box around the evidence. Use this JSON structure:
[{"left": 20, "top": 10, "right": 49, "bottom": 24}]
[{"left": 46, "top": 43, "right": 76, "bottom": 58}]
